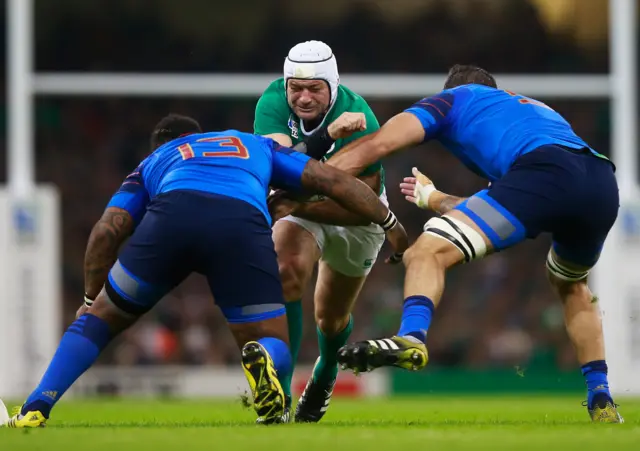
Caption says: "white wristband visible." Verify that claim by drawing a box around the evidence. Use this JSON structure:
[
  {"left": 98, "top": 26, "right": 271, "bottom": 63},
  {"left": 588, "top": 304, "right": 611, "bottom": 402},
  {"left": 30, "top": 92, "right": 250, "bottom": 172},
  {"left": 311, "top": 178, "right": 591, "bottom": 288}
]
[
  {"left": 84, "top": 295, "right": 94, "bottom": 307},
  {"left": 414, "top": 180, "right": 437, "bottom": 210}
]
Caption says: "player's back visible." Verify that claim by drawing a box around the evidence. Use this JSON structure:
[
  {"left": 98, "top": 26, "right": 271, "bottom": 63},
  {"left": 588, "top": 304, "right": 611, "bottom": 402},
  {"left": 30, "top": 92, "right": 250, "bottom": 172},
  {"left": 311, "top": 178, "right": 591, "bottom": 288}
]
[
  {"left": 141, "top": 130, "right": 275, "bottom": 219},
  {"left": 438, "top": 85, "right": 595, "bottom": 180}
]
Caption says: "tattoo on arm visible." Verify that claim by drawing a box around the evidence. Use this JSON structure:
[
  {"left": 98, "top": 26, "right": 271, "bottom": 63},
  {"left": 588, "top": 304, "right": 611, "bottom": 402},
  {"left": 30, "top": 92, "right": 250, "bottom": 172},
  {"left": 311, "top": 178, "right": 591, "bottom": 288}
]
[
  {"left": 84, "top": 207, "right": 134, "bottom": 298},
  {"left": 300, "top": 160, "right": 388, "bottom": 225},
  {"left": 431, "top": 193, "right": 466, "bottom": 215},
  {"left": 292, "top": 171, "right": 381, "bottom": 226},
  {"left": 326, "top": 133, "right": 379, "bottom": 176}
]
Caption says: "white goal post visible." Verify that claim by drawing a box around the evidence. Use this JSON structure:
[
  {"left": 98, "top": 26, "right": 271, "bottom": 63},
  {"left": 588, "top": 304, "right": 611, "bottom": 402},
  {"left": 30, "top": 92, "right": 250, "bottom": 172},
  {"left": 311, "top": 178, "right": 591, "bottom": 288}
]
[{"left": 2, "top": 0, "right": 638, "bottom": 398}]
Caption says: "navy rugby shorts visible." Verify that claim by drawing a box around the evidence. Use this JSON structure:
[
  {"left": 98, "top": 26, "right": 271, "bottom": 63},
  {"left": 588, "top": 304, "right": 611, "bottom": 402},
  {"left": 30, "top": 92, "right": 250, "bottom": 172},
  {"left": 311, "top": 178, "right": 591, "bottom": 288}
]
[
  {"left": 455, "top": 145, "right": 619, "bottom": 267},
  {"left": 104, "top": 190, "right": 285, "bottom": 323}
]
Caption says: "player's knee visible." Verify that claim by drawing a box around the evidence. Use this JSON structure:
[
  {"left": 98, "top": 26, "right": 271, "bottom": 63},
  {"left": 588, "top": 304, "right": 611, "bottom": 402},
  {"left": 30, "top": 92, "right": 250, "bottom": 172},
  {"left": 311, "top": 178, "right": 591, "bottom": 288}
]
[
  {"left": 278, "top": 255, "right": 310, "bottom": 300},
  {"left": 315, "top": 311, "right": 349, "bottom": 337},
  {"left": 546, "top": 249, "right": 591, "bottom": 298},
  {"left": 403, "top": 235, "right": 456, "bottom": 271},
  {"left": 89, "top": 290, "right": 138, "bottom": 333},
  {"left": 419, "top": 215, "right": 488, "bottom": 266}
]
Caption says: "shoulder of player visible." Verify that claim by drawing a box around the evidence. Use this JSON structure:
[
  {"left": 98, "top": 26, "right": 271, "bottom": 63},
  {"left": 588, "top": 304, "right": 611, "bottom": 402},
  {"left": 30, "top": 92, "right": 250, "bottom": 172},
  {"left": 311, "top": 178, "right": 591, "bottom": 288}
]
[
  {"left": 258, "top": 78, "right": 287, "bottom": 100},
  {"left": 332, "top": 84, "right": 378, "bottom": 130},
  {"left": 417, "top": 85, "right": 477, "bottom": 117},
  {"left": 255, "top": 78, "right": 290, "bottom": 121},
  {"left": 335, "top": 84, "right": 372, "bottom": 109}
]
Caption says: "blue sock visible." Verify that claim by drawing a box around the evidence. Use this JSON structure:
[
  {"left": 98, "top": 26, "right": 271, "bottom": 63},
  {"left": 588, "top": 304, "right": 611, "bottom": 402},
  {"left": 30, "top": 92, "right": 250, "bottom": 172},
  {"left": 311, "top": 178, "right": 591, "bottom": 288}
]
[
  {"left": 581, "top": 360, "right": 612, "bottom": 408},
  {"left": 22, "top": 314, "right": 113, "bottom": 418},
  {"left": 257, "top": 337, "right": 292, "bottom": 386},
  {"left": 397, "top": 295, "right": 435, "bottom": 343}
]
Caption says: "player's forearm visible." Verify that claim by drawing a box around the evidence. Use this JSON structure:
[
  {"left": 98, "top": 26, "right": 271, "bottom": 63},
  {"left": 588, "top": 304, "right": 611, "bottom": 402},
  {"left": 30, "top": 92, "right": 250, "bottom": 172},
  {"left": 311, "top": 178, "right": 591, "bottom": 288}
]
[
  {"left": 293, "top": 170, "right": 381, "bottom": 225},
  {"left": 326, "top": 133, "right": 380, "bottom": 176},
  {"left": 292, "top": 199, "right": 372, "bottom": 226},
  {"left": 301, "top": 161, "right": 390, "bottom": 225},
  {"left": 428, "top": 191, "right": 466, "bottom": 215},
  {"left": 84, "top": 208, "right": 134, "bottom": 298}
]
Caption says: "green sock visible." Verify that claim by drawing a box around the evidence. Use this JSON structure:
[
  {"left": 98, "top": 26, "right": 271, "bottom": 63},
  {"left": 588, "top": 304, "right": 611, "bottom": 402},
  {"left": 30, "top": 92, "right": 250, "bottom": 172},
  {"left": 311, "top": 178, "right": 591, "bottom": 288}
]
[
  {"left": 313, "top": 315, "right": 354, "bottom": 385},
  {"left": 283, "top": 300, "right": 303, "bottom": 404}
]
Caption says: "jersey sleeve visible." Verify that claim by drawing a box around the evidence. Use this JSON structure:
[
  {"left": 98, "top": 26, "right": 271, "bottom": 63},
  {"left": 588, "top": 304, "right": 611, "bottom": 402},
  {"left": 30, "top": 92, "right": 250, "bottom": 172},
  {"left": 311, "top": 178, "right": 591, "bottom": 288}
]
[
  {"left": 269, "top": 141, "right": 312, "bottom": 192},
  {"left": 105, "top": 164, "right": 150, "bottom": 226},
  {"left": 404, "top": 91, "right": 454, "bottom": 140},
  {"left": 338, "top": 99, "right": 382, "bottom": 177},
  {"left": 254, "top": 82, "right": 291, "bottom": 136}
]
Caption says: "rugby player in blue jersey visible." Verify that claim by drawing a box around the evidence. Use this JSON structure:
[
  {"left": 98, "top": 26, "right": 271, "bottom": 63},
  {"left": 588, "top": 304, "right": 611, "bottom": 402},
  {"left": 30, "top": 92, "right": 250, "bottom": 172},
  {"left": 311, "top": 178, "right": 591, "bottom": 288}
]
[
  {"left": 5, "top": 114, "right": 408, "bottom": 428},
  {"left": 328, "top": 65, "right": 622, "bottom": 423}
]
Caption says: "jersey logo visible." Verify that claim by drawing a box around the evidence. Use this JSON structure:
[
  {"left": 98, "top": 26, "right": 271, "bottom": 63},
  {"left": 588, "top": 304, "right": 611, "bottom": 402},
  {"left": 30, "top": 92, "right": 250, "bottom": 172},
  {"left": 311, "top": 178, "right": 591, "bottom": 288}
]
[
  {"left": 288, "top": 115, "right": 299, "bottom": 139},
  {"left": 363, "top": 258, "right": 373, "bottom": 269}
]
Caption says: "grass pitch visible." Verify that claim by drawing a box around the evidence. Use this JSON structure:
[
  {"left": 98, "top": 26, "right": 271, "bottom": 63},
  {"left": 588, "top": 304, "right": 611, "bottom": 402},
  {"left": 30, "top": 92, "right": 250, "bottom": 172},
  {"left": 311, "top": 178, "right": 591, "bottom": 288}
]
[{"left": 1, "top": 396, "right": 638, "bottom": 450}]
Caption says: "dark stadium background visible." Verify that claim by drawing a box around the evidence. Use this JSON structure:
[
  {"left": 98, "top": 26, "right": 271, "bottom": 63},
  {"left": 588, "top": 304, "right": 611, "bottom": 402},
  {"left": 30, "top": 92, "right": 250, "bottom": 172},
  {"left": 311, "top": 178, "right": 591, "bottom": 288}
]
[{"left": 0, "top": 0, "right": 623, "bottom": 392}]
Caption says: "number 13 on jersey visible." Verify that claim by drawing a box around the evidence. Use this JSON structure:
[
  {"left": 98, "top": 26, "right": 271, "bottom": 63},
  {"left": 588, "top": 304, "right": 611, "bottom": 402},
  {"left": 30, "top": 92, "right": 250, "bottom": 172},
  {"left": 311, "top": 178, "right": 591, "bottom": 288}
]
[{"left": 178, "top": 136, "right": 250, "bottom": 160}]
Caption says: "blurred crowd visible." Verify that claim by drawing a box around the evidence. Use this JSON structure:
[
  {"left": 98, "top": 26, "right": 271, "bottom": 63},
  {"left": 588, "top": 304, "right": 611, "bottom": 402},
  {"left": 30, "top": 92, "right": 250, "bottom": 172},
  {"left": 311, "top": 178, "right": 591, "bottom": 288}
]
[{"left": 0, "top": 0, "right": 615, "bottom": 370}]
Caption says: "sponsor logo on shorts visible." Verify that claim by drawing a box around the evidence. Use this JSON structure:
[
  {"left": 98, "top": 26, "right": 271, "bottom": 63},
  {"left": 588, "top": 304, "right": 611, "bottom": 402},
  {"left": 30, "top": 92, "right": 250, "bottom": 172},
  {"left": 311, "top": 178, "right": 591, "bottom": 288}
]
[{"left": 363, "top": 259, "right": 373, "bottom": 268}]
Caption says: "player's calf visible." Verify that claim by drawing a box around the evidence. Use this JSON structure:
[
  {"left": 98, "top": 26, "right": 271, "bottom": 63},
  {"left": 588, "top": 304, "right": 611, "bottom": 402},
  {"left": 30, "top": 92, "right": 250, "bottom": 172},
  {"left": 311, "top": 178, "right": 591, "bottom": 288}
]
[
  {"left": 296, "top": 264, "right": 363, "bottom": 423},
  {"left": 546, "top": 248, "right": 623, "bottom": 423}
]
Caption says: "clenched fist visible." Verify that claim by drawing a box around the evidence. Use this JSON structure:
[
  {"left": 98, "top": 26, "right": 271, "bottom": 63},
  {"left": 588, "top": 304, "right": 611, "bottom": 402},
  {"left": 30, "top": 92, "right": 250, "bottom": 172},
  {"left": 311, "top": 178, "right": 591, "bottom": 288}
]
[{"left": 328, "top": 112, "right": 367, "bottom": 140}]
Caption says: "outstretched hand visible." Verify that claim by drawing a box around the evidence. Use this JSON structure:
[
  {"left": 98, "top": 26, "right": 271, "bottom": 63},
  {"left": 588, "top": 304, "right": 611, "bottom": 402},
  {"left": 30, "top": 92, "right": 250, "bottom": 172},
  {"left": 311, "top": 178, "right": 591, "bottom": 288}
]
[{"left": 399, "top": 167, "right": 436, "bottom": 210}]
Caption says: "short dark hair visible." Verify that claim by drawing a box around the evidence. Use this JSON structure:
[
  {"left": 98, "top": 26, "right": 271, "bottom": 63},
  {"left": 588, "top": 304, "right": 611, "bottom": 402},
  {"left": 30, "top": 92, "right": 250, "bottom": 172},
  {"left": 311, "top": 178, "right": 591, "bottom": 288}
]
[
  {"left": 150, "top": 114, "right": 202, "bottom": 150},
  {"left": 444, "top": 65, "right": 497, "bottom": 89}
]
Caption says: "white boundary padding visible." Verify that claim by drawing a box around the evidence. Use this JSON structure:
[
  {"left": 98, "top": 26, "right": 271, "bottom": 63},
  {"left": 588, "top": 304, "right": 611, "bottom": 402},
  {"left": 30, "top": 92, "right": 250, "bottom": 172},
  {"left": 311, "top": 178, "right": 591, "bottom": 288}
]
[
  {"left": 0, "top": 186, "right": 61, "bottom": 397},
  {"left": 32, "top": 73, "right": 611, "bottom": 98},
  {"left": 595, "top": 0, "right": 640, "bottom": 397}
]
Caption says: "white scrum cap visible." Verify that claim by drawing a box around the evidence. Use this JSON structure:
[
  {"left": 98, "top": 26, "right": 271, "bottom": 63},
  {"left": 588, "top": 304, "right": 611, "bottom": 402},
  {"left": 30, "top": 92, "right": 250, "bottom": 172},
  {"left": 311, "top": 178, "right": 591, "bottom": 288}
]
[{"left": 284, "top": 40, "right": 340, "bottom": 107}]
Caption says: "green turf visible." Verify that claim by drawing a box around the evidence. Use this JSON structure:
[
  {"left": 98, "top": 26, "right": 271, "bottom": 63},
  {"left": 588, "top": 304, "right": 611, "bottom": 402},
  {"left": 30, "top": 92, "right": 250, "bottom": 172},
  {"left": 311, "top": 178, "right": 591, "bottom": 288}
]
[{"left": 1, "top": 396, "right": 638, "bottom": 450}]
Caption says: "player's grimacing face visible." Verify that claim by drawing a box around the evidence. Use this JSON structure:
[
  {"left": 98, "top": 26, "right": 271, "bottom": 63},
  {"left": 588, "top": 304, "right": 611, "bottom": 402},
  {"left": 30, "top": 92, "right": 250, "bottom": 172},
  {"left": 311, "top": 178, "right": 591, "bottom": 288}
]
[{"left": 287, "top": 79, "right": 331, "bottom": 120}]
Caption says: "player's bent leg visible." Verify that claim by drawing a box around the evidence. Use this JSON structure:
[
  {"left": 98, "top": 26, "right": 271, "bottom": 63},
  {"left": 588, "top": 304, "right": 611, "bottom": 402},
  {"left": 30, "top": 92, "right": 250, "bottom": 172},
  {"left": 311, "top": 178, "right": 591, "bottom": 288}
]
[
  {"left": 295, "top": 262, "right": 364, "bottom": 423},
  {"left": 224, "top": 307, "right": 291, "bottom": 425},
  {"left": 546, "top": 247, "right": 623, "bottom": 423},
  {"left": 337, "top": 210, "right": 492, "bottom": 374},
  {"left": 272, "top": 218, "right": 322, "bottom": 407},
  {"left": 339, "top": 191, "right": 528, "bottom": 374},
  {"left": 8, "top": 260, "right": 167, "bottom": 428}
]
